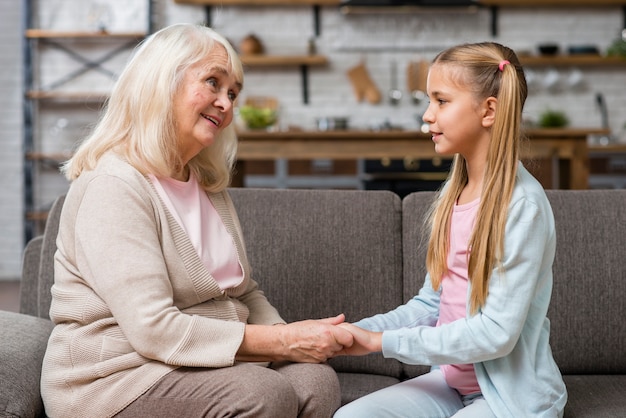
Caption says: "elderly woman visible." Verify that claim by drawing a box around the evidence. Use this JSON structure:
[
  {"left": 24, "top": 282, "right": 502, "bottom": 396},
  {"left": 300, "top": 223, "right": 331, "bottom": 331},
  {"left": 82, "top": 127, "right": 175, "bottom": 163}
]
[{"left": 41, "top": 23, "right": 351, "bottom": 418}]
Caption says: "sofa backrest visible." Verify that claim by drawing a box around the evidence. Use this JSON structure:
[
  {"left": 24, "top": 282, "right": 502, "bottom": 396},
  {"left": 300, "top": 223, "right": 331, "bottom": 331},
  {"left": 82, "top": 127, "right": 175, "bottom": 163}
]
[
  {"left": 545, "top": 189, "right": 626, "bottom": 374},
  {"left": 402, "top": 189, "right": 626, "bottom": 377},
  {"left": 22, "top": 188, "right": 626, "bottom": 378},
  {"left": 229, "top": 188, "right": 405, "bottom": 378}
]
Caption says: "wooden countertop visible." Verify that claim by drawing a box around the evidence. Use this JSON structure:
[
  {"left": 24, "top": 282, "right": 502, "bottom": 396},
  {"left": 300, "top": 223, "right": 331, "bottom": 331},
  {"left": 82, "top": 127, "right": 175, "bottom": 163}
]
[
  {"left": 237, "top": 128, "right": 609, "bottom": 140},
  {"left": 235, "top": 128, "right": 607, "bottom": 189}
]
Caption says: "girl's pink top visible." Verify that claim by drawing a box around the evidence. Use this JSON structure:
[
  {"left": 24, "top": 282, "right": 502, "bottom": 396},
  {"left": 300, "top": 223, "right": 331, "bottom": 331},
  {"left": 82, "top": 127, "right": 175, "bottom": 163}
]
[
  {"left": 437, "top": 197, "right": 481, "bottom": 395},
  {"left": 149, "top": 173, "right": 243, "bottom": 290}
]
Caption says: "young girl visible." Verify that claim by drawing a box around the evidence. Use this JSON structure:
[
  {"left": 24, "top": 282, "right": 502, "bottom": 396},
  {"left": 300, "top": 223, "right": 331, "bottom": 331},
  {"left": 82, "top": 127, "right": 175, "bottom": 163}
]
[{"left": 334, "top": 42, "right": 567, "bottom": 418}]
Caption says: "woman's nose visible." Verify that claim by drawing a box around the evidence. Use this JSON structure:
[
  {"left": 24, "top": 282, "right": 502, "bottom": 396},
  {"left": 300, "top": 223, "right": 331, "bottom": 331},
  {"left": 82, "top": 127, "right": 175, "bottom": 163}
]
[{"left": 214, "top": 91, "right": 232, "bottom": 111}]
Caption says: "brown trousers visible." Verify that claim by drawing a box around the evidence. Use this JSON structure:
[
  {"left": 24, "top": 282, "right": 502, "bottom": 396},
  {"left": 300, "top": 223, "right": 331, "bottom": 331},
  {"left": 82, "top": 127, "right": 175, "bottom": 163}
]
[{"left": 114, "top": 361, "right": 340, "bottom": 418}]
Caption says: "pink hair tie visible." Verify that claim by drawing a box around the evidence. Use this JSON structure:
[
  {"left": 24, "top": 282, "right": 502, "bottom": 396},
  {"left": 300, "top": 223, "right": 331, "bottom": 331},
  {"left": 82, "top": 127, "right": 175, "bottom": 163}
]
[{"left": 498, "top": 60, "right": 510, "bottom": 71}]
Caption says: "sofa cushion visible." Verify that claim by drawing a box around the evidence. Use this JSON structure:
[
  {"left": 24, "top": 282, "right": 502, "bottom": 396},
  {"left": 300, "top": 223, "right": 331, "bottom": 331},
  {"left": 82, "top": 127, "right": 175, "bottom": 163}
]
[
  {"left": 546, "top": 190, "right": 626, "bottom": 374},
  {"left": 563, "top": 375, "right": 626, "bottom": 417},
  {"left": 0, "top": 310, "right": 53, "bottom": 418},
  {"left": 229, "top": 188, "right": 405, "bottom": 378}
]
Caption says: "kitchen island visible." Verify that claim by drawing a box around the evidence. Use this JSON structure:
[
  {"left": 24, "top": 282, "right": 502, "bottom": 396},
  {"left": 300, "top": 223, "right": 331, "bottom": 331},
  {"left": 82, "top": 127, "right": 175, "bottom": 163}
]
[{"left": 235, "top": 128, "right": 609, "bottom": 190}]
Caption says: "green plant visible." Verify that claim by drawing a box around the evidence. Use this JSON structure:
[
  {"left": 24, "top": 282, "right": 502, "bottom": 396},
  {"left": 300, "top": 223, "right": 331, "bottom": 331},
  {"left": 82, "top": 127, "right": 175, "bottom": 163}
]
[
  {"left": 238, "top": 105, "right": 277, "bottom": 130},
  {"left": 538, "top": 109, "right": 569, "bottom": 128}
]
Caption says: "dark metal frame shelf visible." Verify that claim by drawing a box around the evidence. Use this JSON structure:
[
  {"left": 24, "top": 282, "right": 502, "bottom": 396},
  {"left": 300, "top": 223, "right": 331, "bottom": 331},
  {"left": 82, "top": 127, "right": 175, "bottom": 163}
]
[{"left": 21, "top": 0, "right": 154, "bottom": 243}]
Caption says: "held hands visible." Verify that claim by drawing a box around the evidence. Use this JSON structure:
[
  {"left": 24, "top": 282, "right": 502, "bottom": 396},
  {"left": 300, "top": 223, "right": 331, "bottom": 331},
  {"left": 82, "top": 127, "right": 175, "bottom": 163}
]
[
  {"left": 332, "top": 322, "right": 383, "bottom": 357},
  {"left": 274, "top": 314, "right": 355, "bottom": 363},
  {"left": 266, "top": 314, "right": 353, "bottom": 363},
  {"left": 274, "top": 316, "right": 383, "bottom": 361},
  {"left": 238, "top": 314, "right": 382, "bottom": 363}
]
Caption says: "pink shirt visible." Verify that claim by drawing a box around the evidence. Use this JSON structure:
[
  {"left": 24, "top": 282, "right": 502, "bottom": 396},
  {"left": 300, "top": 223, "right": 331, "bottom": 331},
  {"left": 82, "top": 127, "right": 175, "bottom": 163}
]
[
  {"left": 148, "top": 173, "right": 243, "bottom": 290},
  {"left": 436, "top": 198, "right": 481, "bottom": 395}
]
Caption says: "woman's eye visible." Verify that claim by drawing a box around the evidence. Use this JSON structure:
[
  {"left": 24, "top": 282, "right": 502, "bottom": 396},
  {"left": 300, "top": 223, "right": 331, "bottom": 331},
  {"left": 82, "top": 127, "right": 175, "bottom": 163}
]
[
  {"left": 207, "top": 77, "right": 218, "bottom": 87},
  {"left": 228, "top": 91, "right": 238, "bottom": 101}
]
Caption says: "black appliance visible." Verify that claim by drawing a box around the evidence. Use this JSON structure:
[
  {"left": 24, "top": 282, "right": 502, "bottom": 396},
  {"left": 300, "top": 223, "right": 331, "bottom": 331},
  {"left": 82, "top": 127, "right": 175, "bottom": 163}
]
[{"left": 363, "top": 157, "right": 452, "bottom": 198}]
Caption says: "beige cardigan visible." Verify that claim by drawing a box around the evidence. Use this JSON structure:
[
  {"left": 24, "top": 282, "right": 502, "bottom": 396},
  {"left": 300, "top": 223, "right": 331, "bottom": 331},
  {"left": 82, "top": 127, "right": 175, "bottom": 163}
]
[{"left": 41, "top": 153, "right": 285, "bottom": 418}]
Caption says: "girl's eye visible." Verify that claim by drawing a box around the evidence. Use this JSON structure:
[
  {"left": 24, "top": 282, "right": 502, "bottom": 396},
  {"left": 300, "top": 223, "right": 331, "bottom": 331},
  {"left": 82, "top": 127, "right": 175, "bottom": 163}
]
[{"left": 438, "top": 99, "right": 447, "bottom": 105}]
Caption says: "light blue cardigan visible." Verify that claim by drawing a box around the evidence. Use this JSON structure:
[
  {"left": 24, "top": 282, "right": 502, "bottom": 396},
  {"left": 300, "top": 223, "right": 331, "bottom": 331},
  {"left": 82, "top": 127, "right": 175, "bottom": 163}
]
[{"left": 355, "top": 164, "right": 567, "bottom": 418}]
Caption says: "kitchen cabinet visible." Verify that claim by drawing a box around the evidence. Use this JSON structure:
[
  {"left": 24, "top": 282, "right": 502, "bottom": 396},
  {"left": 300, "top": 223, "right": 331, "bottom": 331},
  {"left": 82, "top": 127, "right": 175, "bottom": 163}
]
[
  {"left": 22, "top": 0, "right": 153, "bottom": 242},
  {"left": 588, "top": 144, "right": 626, "bottom": 189}
]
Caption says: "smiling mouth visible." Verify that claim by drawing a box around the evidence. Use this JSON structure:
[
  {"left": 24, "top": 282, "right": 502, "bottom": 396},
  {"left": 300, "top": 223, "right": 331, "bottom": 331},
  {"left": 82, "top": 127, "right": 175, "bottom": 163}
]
[{"left": 202, "top": 113, "right": 221, "bottom": 127}]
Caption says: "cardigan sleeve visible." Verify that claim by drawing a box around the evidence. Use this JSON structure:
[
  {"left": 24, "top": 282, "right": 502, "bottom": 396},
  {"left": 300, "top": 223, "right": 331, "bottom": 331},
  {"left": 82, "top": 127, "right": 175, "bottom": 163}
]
[
  {"left": 379, "top": 192, "right": 555, "bottom": 366},
  {"left": 70, "top": 174, "right": 246, "bottom": 368}
]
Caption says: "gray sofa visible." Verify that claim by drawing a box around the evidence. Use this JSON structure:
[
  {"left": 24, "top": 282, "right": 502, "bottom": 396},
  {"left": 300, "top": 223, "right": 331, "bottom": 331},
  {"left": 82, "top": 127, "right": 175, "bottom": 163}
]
[{"left": 2, "top": 187, "right": 626, "bottom": 417}]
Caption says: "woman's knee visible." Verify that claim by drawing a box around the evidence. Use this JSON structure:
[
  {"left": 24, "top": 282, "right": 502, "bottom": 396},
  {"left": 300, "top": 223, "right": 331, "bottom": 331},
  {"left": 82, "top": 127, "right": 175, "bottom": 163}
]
[
  {"left": 234, "top": 365, "right": 300, "bottom": 417},
  {"left": 273, "top": 362, "right": 341, "bottom": 418}
]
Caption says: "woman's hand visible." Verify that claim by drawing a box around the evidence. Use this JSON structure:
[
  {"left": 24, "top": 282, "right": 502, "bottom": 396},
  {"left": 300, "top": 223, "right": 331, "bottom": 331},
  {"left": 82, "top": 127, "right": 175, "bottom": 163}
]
[
  {"left": 237, "top": 314, "right": 354, "bottom": 363},
  {"left": 278, "top": 314, "right": 354, "bottom": 363},
  {"left": 331, "top": 322, "right": 383, "bottom": 357}
]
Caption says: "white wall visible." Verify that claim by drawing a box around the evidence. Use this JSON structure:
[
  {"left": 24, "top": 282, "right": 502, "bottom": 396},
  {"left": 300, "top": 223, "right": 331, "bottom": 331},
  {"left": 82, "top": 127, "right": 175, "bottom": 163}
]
[
  {"left": 1, "top": 0, "right": 625, "bottom": 279},
  {"left": 0, "top": 1, "right": 25, "bottom": 280}
]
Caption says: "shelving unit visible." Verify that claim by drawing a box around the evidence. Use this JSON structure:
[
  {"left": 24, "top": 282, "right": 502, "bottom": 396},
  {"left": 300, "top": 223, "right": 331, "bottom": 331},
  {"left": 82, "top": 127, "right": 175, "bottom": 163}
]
[
  {"left": 519, "top": 55, "right": 626, "bottom": 67},
  {"left": 479, "top": 0, "right": 626, "bottom": 36},
  {"left": 22, "top": 0, "right": 153, "bottom": 242},
  {"left": 175, "top": 0, "right": 332, "bottom": 104},
  {"left": 241, "top": 54, "right": 328, "bottom": 103}
]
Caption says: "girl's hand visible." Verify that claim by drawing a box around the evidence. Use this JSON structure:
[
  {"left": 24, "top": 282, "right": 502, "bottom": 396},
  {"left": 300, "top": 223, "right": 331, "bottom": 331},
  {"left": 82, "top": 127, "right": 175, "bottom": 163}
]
[{"left": 332, "top": 323, "right": 383, "bottom": 357}]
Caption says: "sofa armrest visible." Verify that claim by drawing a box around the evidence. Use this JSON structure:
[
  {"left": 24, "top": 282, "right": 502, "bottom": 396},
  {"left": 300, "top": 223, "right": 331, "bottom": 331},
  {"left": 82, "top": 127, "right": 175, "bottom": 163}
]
[
  {"left": 20, "top": 236, "right": 43, "bottom": 317},
  {"left": 0, "top": 310, "right": 54, "bottom": 418}
]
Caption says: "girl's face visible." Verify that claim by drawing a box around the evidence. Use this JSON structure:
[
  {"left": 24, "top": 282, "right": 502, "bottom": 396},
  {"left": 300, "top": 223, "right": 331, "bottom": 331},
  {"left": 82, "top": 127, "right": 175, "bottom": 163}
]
[
  {"left": 173, "top": 45, "right": 241, "bottom": 165},
  {"left": 422, "top": 64, "right": 493, "bottom": 160}
]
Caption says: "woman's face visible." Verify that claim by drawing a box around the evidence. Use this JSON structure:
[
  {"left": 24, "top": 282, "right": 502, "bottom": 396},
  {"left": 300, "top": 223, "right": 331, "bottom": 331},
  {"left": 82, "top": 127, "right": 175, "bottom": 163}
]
[
  {"left": 173, "top": 45, "right": 241, "bottom": 164},
  {"left": 422, "top": 64, "right": 491, "bottom": 160}
]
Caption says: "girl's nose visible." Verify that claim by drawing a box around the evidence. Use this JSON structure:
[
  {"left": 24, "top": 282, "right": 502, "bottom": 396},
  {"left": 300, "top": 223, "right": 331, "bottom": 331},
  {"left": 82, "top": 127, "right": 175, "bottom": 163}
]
[{"left": 422, "top": 104, "right": 435, "bottom": 124}]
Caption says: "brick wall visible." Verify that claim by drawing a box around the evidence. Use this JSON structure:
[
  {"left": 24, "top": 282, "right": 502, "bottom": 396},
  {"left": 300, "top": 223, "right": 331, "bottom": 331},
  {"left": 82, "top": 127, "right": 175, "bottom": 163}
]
[{"left": 1, "top": 1, "right": 625, "bottom": 279}]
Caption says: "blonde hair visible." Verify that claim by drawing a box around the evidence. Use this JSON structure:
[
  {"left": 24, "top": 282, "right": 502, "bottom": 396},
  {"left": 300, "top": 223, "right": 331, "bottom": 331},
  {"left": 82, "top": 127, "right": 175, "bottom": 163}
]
[
  {"left": 425, "top": 42, "right": 528, "bottom": 314},
  {"left": 61, "top": 23, "right": 244, "bottom": 193}
]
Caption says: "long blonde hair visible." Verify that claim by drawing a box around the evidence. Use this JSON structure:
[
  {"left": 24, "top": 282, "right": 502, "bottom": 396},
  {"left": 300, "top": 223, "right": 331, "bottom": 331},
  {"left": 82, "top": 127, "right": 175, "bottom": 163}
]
[
  {"left": 426, "top": 42, "right": 528, "bottom": 314},
  {"left": 61, "top": 23, "right": 244, "bottom": 193}
]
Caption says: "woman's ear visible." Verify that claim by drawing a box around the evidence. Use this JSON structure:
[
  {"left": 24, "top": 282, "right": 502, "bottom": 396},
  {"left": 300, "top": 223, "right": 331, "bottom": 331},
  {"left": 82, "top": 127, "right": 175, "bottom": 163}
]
[{"left": 481, "top": 97, "right": 497, "bottom": 128}]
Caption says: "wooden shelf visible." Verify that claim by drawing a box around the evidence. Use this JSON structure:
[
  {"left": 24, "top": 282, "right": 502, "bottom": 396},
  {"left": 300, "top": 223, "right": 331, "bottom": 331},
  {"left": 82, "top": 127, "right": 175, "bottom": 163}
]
[
  {"left": 25, "top": 29, "right": 146, "bottom": 39},
  {"left": 25, "top": 211, "right": 49, "bottom": 222},
  {"left": 479, "top": 0, "right": 625, "bottom": 6},
  {"left": 26, "top": 152, "right": 71, "bottom": 162},
  {"left": 26, "top": 90, "right": 109, "bottom": 101},
  {"left": 240, "top": 54, "right": 328, "bottom": 67},
  {"left": 241, "top": 55, "right": 328, "bottom": 104},
  {"left": 175, "top": 0, "right": 624, "bottom": 6},
  {"left": 519, "top": 55, "right": 626, "bottom": 67},
  {"left": 174, "top": 0, "right": 340, "bottom": 5}
]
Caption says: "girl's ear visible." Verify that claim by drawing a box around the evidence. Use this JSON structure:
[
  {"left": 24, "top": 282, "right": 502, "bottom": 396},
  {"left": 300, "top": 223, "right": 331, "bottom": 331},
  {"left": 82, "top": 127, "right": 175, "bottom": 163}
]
[{"left": 481, "top": 97, "right": 497, "bottom": 128}]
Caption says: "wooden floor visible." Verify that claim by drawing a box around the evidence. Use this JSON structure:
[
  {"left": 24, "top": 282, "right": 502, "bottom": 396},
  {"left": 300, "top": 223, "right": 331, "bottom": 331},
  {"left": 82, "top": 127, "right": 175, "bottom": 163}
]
[{"left": 0, "top": 280, "right": 21, "bottom": 313}]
